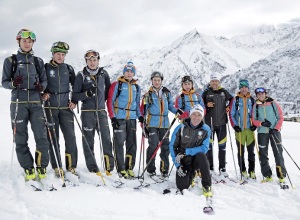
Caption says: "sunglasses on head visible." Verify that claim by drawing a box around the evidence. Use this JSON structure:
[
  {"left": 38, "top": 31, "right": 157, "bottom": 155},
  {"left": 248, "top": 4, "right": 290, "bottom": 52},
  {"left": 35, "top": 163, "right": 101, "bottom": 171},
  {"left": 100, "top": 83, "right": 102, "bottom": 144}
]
[
  {"left": 182, "top": 76, "right": 193, "bottom": 83},
  {"left": 255, "top": 87, "right": 266, "bottom": 93},
  {"left": 85, "top": 50, "right": 100, "bottom": 59},
  {"left": 52, "top": 42, "right": 69, "bottom": 50},
  {"left": 21, "top": 31, "right": 36, "bottom": 40}
]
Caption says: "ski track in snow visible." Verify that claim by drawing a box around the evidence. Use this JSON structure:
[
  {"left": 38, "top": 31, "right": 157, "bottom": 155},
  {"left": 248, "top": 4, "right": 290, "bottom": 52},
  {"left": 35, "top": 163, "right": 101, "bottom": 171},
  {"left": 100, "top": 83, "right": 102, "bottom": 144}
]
[{"left": 0, "top": 89, "right": 300, "bottom": 220}]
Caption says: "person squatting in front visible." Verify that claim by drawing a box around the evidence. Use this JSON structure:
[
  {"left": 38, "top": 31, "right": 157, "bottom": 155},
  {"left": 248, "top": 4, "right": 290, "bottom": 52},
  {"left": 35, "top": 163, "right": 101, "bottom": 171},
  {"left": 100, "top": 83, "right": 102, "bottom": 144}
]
[
  {"left": 72, "top": 50, "right": 114, "bottom": 176},
  {"left": 107, "top": 61, "right": 142, "bottom": 179},
  {"left": 43, "top": 41, "right": 78, "bottom": 178},
  {"left": 202, "top": 73, "right": 233, "bottom": 176},
  {"left": 175, "top": 75, "right": 205, "bottom": 120},
  {"left": 229, "top": 79, "right": 256, "bottom": 180},
  {"left": 170, "top": 105, "right": 212, "bottom": 197},
  {"left": 140, "top": 71, "right": 183, "bottom": 179},
  {"left": 251, "top": 87, "right": 287, "bottom": 184},
  {"left": 1, "top": 28, "right": 49, "bottom": 181}
]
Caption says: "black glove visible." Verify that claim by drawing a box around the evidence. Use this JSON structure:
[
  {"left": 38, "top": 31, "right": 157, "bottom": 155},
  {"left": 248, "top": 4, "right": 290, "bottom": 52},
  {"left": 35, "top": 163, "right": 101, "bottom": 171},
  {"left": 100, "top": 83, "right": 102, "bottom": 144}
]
[
  {"left": 233, "top": 126, "right": 242, "bottom": 132},
  {"left": 138, "top": 116, "right": 144, "bottom": 123},
  {"left": 111, "top": 117, "right": 119, "bottom": 130},
  {"left": 250, "top": 125, "right": 257, "bottom": 131},
  {"left": 34, "top": 82, "right": 44, "bottom": 92},
  {"left": 269, "top": 129, "right": 278, "bottom": 135},
  {"left": 261, "top": 119, "right": 271, "bottom": 127},
  {"left": 142, "top": 126, "right": 149, "bottom": 138},
  {"left": 13, "top": 75, "right": 23, "bottom": 87},
  {"left": 86, "top": 86, "right": 97, "bottom": 97},
  {"left": 176, "top": 108, "right": 184, "bottom": 115}
]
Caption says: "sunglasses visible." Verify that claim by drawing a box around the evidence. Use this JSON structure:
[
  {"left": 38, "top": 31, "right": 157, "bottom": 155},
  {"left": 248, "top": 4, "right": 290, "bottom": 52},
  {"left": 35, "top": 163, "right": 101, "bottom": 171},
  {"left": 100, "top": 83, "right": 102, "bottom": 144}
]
[
  {"left": 21, "top": 31, "right": 36, "bottom": 40},
  {"left": 52, "top": 42, "right": 69, "bottom": 50},
  {"left": 182, "top": 76, "right": 193, "bottom": 83},
  {"left": 255, "top": 87, "right": 266, "bottom": 93},
  {"left": 85, "top": 50, "right": 100, "bottom": 59}
]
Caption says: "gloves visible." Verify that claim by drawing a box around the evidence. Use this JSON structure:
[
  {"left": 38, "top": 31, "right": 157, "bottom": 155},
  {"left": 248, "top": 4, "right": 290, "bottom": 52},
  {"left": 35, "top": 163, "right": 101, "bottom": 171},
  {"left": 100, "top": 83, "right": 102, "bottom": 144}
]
[
  {"left": 233, "top": 126, "right": 242, "bottom": 133},
  {"left": 176, "top": 108, "right": 184, "bottom": 115},
  {"left": 250, "top": 125, "right": 257, "bottom": 131},
  {"left": 86, "top": 86, "right": 97, "bottom": 97},
  {"left": 138, "top": 116, "right": 144, "bottom": 123},
  {"left": 177, "top": 166, "right": 187, "bottom": 177},
  {"left": 34, "top": 82, "right": 44, "bottom": 92},
  {"left": 13, "top": 75, "right": 23, "bottom": 87},
  {"left": 111, "top": 117, "right": 119, "bottom": 130},
  {"left": 261, "top": 119, "right": 271, "bottom": 127},
  {"left": 142, "top": 126, "right": 149, "bottom": 138},
  {"left": 269, "top": 129, "right": 278, "bottom": 135},
  {"left": 175, "top": 153, "right": 185, "bottom": 164}
]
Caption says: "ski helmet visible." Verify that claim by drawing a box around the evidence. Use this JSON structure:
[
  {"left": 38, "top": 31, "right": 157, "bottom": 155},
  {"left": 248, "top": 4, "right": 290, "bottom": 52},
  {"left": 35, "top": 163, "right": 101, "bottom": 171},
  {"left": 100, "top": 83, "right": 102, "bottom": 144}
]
[
  {"left": 181, "top": 75, "right": 193, "bottom": 84},
  {"left": 51, "top": 41, "right": 69, "bottom": 54},
  {"left": 16, "top": 28, "right": 36, "bottom": 42},
  {"left": 84, "top": 50, "right": 100, "bottom": 60},
  {"left": 151, "top": 71, "right": 163, "bottom": 80}
]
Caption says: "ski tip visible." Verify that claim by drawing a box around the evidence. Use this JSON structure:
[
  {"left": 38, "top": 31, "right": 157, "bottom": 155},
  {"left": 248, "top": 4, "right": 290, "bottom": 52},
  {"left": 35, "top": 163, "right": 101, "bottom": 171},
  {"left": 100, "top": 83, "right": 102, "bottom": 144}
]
[
  {"left": 203, "top": 206, "right": 214, "bottom": 215},
  {"left": 163, "top": 189, "right": 171, "bottom": 194}
]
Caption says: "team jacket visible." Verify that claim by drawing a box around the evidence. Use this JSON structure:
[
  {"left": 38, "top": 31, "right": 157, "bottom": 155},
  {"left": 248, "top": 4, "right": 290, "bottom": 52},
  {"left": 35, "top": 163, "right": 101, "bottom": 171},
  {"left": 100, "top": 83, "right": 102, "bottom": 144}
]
[
  {"left": 140, "top": 86, "right": 177, "bottom": 128},
  {"left": 107, "top": 76, "right": 141, "bottom": 119},
  {"left": 1, "top": 50, "right": 47, "bottom": 103},
  {"left": 44, "top": 60, "right": 76, "bottom": 108},
  {"left": 175, "top": 89, "right": 205, "bottom": 119},
  {"left": 169, "top": 119, "right": 211, "bottom": 168},
  {"left": 202, "top": 86, "right": 233, "bottom": 126},
  {"left": 251, "top": 97, "right": 284, "bottom": 133},
  {"left": 72, "top": 67, "right": 111, "bottom": 110},
  {"left": 229, "top": 92, "right": 254, "bottom": 130}
]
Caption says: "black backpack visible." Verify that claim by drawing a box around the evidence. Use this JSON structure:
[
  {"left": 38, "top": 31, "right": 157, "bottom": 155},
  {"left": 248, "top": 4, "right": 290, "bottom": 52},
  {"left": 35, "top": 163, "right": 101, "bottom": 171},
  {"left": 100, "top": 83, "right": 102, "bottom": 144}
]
[{"left": 11, "top": 54, "right": 41, "bottom": 78}]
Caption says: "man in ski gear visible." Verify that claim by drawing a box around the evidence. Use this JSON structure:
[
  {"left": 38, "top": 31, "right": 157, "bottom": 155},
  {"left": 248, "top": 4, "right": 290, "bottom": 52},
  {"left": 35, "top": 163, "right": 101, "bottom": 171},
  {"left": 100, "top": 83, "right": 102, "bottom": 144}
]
[
  {"left": 251, "top": 87, "right": 287, "bottom": 184},
  {"left": 175, "top": 75, "right": 205, "bottom": 120},
  {"left": 72, "top": 50, "right": 114, "bottom": 176},
  {"left": 107, "top": 61, "right": 142, "bottom": 179},
  {"left": 170, "top": 105, "right": 212, "bottom": 197},
  {"left": 43, "top": 41, "right": 78, "bottom": 177},
  {"left": 140, "top": 71, "right": 182, "bottom": 178},
  {"left": 2, "top": 29, "right": 49, "bottom": 181},
  {"left": 229, "top": 79, "right": 256, "bottom": 179},
  {"left": 202, "top": 73, "right": 233, "bottom": 176}
]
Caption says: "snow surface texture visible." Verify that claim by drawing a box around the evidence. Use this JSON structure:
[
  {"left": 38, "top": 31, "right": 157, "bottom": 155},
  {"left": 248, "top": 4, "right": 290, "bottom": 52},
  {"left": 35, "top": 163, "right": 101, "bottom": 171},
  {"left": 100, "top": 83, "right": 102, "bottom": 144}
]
[{"left": 1, "top": 89, "right": 300, "bottom": 219}]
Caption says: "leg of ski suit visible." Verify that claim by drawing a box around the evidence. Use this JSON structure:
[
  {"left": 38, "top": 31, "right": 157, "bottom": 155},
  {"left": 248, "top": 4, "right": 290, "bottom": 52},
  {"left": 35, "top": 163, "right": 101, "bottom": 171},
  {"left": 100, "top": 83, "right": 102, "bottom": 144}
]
[
  {"left": 124, "top": 119, "right": 137, "bottom": 170},
  {"left": 159, "top": 128, "right": 170, "bottom": 174},
  {"left": 258, "top": 133, "right": 272, "bottom": 178},
  {"left": 96, "top": 110, "right": 114, "bottom": 171},
  {"left": 146, "top": 127, "right": 159, "bottom": 173},
  {"left": 269, "top": 131, "right": 286, "bottom": 178}
]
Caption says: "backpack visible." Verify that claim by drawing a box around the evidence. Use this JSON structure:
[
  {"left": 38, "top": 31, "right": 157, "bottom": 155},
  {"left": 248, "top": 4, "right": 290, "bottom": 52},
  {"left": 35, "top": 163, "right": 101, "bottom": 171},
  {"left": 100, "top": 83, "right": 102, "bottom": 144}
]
[
  {"left": 235, "top": 96, "right": 255, "bottom": 111},
  {"left": 11, "top": 54, "right": 41, "bottom": 78},
  {"left": 116, "top": 80, "right": 139, "bottom": 99},
  {"left": 45, "top": 63, "right": 73, "bottom": 82},
  {"left": 145, "top": 87, "right": 170, "bottom": 106},
  {"left": 180, "top": 92, "right": 201, "bottom": 110}
]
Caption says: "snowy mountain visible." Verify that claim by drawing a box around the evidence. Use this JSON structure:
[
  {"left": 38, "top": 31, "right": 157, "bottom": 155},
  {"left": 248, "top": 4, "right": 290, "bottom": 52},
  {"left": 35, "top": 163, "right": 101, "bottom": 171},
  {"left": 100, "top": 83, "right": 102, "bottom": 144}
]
[{"left": 68, "top": 26, "right": 300, "bottom": 106}]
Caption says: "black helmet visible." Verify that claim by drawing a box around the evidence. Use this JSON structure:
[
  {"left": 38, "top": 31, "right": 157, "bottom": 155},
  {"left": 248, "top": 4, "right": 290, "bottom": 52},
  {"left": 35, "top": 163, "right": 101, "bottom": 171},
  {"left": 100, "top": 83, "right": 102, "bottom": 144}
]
[
  {"left": 151, "top": 71, "right": 163, "bottom": 80},
  {"left": 181, "top": 75, "right": 193, "bottom": 84}
]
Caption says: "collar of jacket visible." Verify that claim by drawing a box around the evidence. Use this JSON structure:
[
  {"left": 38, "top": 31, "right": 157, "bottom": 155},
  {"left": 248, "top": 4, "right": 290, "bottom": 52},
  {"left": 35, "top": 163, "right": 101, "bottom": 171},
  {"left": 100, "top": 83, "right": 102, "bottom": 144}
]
[
  {"left": 182, "top": 88, "right": 196, "bottom": 95},
  {"left": 256, "top": 96, "right": 274, "bottom": 104},
  {"left": 117, "top": 75, "right": 138, "bottom": 84},
  {"left": 237, "top": 92, "right": 251, "bottom": 98}
]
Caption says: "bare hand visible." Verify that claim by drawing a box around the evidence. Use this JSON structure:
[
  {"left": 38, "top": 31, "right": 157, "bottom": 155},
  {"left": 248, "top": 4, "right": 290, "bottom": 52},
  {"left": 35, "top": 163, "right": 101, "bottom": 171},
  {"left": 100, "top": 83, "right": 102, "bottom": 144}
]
[{"left": 68, "top": 102, "right": 76, "bottom": 110}]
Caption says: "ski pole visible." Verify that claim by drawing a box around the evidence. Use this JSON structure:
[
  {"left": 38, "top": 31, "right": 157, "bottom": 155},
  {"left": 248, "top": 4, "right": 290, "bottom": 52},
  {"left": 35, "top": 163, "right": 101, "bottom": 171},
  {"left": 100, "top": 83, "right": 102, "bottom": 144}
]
[
  {"left": 137, "top": 135, "right": 145, "bottom": 180},
  {"left": 270, "top": 134, "right": 295, "bottom": 189},
  {"left": 10, "top": 79, "right": 20, "bottom": 178},
  {"left": 71, "top": 109, "right": 106, "bottom": 185},
  {"left": 210, "top": 118, "right": 215, "bottom": 172},
  {"left": 139, "top": 113, "right": 179, "bottom": 179},
  {"left": 93, "top": 81, "right": 106, "bottom": 173},
  {"left": 227, "top": 123, "right": 238, "bottom": 180}
]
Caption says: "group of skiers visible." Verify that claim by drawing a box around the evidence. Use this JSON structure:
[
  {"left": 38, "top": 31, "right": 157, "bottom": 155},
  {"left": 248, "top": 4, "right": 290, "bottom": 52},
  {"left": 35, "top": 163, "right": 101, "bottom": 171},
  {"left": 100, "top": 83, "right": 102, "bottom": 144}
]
[{"left": 2, "top": 28, "right": 288, "bottom": 197}]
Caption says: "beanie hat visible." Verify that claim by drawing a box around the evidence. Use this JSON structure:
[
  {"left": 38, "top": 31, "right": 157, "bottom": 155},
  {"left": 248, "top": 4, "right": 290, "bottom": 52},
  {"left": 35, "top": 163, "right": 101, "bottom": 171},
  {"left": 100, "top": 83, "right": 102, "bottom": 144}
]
[
  {"left": 123, "top": 61, "right": 136, "bottom": 75},
  {"left": 239, "top": 79, "right": 249, "bottom": 89},
  {"left": 189, "top": 104, "right": 204, "bottom": 117},
  {"left": 210, "top": 73, "right": 220, "bottom": 81}
]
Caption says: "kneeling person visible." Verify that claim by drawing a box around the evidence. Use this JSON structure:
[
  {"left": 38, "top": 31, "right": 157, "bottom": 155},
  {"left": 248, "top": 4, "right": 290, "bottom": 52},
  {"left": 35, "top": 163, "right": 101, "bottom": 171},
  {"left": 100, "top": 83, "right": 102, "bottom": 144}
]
[{"left": 170, "top": 105, "right": 212, "bottom": 197}]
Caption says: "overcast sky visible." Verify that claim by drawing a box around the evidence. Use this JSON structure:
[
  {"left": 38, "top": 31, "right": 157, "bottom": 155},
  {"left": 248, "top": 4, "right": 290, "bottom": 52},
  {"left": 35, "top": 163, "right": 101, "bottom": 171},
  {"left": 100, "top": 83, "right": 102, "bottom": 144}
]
[{"left": 1, "top": 0, "right": 300, "bottom": 63}]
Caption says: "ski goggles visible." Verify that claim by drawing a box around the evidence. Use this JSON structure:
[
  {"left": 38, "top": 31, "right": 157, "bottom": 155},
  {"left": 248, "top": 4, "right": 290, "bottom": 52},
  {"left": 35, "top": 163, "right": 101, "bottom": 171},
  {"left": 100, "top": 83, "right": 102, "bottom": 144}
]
[
  {"left": 182, "top": 76, "right": 193, "bottom": 83},
  {"left": 52, "top": 42, "right": 69, "bottom": 50},
  {"left": 255, "top": 87, "right": 266, "bottom": 94},
  {"left": 85, "top": 50, "right": 100, "bottom": 59},
  {"left": 20, "top": 31, "right": 36, "bottom": 40}
]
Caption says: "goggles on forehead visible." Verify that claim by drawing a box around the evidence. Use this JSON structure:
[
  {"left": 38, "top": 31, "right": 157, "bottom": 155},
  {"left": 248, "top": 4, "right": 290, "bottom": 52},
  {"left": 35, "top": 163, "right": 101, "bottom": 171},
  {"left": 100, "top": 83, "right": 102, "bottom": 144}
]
[
  {"left": 52, "top": 42, "right": 69, "bottom": 50},
  {"left": 255, "top": 87, "right": 266, "bottom": 94},
  {"left": 20, "top": 31, "right": 36, "bottom": 40},
  {"left": 85, "top": 50, "right": 100, "bottom": 59},
  {"left": 182, "top": 76, "right": 193, "bottom": 83}
]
